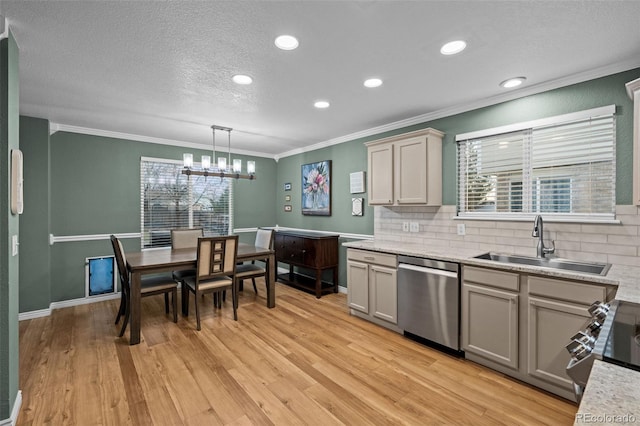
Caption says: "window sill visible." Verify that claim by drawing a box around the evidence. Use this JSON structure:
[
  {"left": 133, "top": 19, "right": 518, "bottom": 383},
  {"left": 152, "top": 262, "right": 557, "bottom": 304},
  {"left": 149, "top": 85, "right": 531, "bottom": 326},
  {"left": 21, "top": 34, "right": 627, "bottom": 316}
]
[{"left": 453, "top": 214, "right": 620, "bottom": 225}]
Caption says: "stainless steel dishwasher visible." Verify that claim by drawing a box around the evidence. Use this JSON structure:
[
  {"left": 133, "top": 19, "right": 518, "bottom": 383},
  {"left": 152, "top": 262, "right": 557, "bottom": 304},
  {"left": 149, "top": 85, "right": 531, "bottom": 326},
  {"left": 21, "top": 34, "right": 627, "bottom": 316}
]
[{"left": 397, "top": 255, "right": 461, "bottom": 351}]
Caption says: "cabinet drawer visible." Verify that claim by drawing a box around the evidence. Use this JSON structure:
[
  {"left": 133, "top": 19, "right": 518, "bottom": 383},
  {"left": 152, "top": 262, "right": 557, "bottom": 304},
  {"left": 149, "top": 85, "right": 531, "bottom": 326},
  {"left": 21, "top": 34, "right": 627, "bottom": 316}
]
[
  {"left": 463, "top": 266, "right": 519, "bottom": 292},
  {"left": 527, "top": 276, "right": 607, "bottom": 305},
  {"left": 347, "top": 249, "right": 396, "bottom": 268}
]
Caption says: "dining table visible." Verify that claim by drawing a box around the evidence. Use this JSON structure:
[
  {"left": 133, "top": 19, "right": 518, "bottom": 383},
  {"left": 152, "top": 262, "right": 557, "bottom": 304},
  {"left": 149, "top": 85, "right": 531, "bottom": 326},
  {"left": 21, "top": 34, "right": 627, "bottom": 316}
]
[{"left": 125, "top": 242, "right": 276, "bottom": 345}]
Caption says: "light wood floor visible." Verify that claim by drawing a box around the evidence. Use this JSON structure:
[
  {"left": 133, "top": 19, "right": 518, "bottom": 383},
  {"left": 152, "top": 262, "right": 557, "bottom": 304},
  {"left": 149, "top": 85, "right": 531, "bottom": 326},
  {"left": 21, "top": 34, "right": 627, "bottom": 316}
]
[{"left": 17, "top": 280, "right": 577, "bottom": 425}]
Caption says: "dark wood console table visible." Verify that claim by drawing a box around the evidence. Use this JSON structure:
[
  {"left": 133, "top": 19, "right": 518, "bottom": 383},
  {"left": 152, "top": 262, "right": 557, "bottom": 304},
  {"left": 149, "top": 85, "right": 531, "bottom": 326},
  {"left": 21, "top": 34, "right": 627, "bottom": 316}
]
[{"left": 274, "top": 230, "right": 339, "bottom": 298}]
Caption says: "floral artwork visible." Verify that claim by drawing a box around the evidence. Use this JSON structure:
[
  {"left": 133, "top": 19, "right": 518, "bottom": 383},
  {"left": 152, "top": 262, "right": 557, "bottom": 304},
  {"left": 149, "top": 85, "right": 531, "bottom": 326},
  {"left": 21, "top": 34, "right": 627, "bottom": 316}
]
[{"left": 302, "top": 160, "right": 331, "bottom": 215}]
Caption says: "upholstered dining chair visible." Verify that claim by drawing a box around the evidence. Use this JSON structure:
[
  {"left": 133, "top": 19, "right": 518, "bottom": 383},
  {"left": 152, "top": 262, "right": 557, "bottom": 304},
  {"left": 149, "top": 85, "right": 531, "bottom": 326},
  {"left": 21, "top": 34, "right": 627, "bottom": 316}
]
[
  {"left": 170, "top": 228, "right": 204, "bottom": 284},
  {"left": 110, "top": 235, "right": 178, "bottom": 337},
  {"left": 235, "top": 228, "right": 274, "bottom": 294},
  {"left": 182, "top": 235, "right": 239, "bottom": 330}
]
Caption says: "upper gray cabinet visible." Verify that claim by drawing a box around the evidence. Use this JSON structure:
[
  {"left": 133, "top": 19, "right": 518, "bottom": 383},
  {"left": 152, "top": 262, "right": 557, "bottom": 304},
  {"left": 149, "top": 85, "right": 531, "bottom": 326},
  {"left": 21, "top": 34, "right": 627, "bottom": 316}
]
[
  {"left": 627, "top": 77, "right": 640, "bottom": 204},
  {"left": 365, "top": 128, "right": 444, "bottom": 206}
]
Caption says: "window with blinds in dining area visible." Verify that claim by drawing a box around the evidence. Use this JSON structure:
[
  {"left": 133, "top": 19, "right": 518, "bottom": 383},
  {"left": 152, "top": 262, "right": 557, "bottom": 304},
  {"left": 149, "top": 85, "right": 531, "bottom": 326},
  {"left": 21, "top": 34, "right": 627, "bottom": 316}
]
[
  {"left": 140, "top": 157, "right": 233, "bottom": 248},
  {"left": 457, "top": 105, "right": 616, "bottom": 221}
]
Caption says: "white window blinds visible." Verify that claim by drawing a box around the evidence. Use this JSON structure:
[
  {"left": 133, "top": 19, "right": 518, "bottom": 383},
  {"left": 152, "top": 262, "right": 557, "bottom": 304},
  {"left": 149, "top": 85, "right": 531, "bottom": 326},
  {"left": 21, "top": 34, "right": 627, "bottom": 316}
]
[
  {"left": 457, "top": 106, "right": 616, "bottom": 221},
  {"left": 140, "top": 157, "right": 233, "bottom": 248}
]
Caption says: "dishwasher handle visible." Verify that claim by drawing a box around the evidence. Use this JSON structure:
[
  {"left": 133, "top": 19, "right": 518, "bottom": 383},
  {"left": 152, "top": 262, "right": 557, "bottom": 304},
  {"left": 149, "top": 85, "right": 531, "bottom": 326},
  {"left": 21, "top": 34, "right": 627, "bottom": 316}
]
[{"left": 398, "top": 263, "right": 459, "bottom": 279}]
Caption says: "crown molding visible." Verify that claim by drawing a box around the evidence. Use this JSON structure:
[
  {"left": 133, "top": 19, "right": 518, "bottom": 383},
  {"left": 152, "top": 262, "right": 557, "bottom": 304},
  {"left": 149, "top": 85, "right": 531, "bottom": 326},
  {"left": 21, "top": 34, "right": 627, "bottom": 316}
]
[
  {"left": 627, "top": 77, "right": 640, "bottom": 100},
  {"left": 0, "top": 15, "right": 8, "bottom": 39},
  {"left": 276, "top": 59, "right": 640, "bottom": 159},
  {"left": 49, "top": 123, "right": 277, "bottom": 159},
  {"left": 49, "top": 59, "right": 640, "bottom": 161}
]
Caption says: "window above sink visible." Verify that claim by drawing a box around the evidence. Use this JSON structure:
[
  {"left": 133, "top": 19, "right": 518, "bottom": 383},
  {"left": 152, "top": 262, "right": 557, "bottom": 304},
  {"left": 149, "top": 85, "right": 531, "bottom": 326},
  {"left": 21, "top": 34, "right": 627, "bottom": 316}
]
[{"left": 456, "top": 105, "right": 616, "bottom": 223}]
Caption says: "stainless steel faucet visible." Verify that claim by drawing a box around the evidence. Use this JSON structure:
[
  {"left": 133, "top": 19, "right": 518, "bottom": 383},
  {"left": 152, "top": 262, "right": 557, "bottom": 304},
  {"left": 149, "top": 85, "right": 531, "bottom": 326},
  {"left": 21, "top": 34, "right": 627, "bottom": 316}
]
[{"left": 532, "top": 215, "right": 555, "bottom": 258}]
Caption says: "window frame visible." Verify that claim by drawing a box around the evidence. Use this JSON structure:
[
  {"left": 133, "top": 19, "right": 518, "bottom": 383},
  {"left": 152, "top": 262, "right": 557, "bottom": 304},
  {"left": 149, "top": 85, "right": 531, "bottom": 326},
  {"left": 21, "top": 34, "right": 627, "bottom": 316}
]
[
  {"left": 140, "top": 156, "right": 234, "bottom": 249},
  {"left": 456, "top": 105, "right": 617, "bottom": 223}
]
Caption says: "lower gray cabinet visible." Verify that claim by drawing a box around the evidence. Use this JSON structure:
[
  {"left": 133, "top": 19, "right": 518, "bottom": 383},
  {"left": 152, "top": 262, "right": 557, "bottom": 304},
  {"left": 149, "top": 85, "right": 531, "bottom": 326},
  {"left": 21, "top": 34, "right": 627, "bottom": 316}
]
[
  {"left": 347, "top": 249, "right": 399, "bottom": 331},
  {"left": 462, "top": 283, "right": 519, "bottom": 369},
  {"left": 461, "top": 264, "right": 616, "bottom": 401},
  {"left": 527, "top": 296, "right": 590, "bottom": 389}
]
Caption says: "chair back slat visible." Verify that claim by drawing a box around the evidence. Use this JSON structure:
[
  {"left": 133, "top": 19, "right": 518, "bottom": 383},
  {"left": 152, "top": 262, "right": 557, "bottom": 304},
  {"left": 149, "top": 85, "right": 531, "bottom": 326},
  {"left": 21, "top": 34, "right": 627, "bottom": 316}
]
[
  {"left": 255, "top": 229, "right": 274, "bottom": 250},
  {"left": 110, "top": 235, "right": 129, "bottom": 288},
  {"left": 171, "top": 228, "right": 204, "bottom": 249},
  {"left": 196, "top": 236, "right": 238, "bottom": 282}
]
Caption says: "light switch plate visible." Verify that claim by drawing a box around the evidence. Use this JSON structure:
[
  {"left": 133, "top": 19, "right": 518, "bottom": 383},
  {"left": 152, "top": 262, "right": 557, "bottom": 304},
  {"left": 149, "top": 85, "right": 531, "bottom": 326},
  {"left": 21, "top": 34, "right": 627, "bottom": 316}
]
[
  {"left": 457, "top": 224, "right": 466, "bottom": 236},
  {"left": 410, "top": 222, "right": 419, "bottom": 232},
  {"left": 11, "top": 235, "right": 18, "bottom": 256},
  {"left": 402, "top": 222, "right": 409, "bottom": 232}
]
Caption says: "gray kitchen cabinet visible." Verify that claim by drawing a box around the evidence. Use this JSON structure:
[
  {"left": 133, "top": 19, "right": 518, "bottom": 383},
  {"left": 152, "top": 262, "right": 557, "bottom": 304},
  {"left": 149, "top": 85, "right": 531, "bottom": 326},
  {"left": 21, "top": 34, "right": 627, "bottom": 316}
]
[
  {"left": 365, "top": 128, "right": 444, "bottom": 206},
  {"left": 462, "top": 267, "right": 520, "bottom": 369},
  {"left": 346, "top": 259, "right": 369, "bottom": 314},
  {"left": 526, "top": 275, "right": 612, "bottom": 393},
  {"left": 347, "top": 249, "right": 399, "bottom": 330},
  {"left": 626, "top": 77, "right": 640, "bottom": 204},
  {"left": 462, "top": 264, "right": 616, "bottom": 401},
  {"left": 527, "top": 296, "right": 590, "bottom": 390}
]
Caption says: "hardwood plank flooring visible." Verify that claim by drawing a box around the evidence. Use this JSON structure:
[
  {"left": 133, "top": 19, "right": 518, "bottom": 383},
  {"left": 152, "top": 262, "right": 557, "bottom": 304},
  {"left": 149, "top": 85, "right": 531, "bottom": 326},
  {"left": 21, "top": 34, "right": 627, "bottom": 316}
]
[{"left": 17, "top": 281, "right": 577, "bottom": 425}]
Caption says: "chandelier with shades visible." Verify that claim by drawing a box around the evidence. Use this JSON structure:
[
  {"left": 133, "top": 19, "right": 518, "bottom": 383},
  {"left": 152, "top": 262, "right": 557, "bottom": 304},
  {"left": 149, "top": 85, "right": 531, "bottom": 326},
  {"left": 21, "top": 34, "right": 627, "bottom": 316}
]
[{"left": 182, "top": 125, "right": 256, "bottom": 180}]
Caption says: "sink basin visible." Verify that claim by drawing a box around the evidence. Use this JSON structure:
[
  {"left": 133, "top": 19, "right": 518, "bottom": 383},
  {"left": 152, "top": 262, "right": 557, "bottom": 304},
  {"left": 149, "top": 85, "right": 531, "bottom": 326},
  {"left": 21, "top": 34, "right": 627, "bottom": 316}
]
[{"left": 473, "top": 252, "right": 611, "bottom": 276}]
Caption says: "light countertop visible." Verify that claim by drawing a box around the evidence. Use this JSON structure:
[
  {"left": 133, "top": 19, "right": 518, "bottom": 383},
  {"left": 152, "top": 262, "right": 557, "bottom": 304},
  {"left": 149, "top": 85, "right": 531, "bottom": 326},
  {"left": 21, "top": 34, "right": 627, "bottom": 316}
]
[{"left": 342, "top": 240, "right": 640, "bottom": 424}]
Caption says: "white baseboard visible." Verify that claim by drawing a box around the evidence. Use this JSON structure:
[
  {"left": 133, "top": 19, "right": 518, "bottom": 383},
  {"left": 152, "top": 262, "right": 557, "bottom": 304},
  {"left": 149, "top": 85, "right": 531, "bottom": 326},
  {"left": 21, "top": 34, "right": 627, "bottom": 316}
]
[
  {"left": 19, "top": 293, "right": 121, "bottom": 321},
  {"left": 0, "top": 390, "right": 22, "bottom": 426},
  {"left": 18, "top": 273, "right": 345, "bottom": 321}
]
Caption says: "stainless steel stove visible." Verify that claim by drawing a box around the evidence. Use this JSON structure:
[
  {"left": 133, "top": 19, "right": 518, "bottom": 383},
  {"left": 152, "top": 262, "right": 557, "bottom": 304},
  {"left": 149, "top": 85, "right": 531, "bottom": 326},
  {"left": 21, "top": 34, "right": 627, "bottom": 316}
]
[
  {"left": 594, "top": 300, "right": 640, "bottom": 371},
  {"left": 566, "top": 300, "right": 640, "bottom": 402}
]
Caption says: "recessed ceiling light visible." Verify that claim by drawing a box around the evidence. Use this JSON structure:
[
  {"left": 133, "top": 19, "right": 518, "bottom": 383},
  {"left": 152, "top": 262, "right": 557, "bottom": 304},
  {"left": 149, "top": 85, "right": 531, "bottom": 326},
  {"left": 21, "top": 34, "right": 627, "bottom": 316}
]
[
  {"left": 314, "top": 100, "right": 330, "bottom": 109},
  {"left": 500, "top": 77, "right": 526, "bottom": 88},
  {"left": 275, "top": 35, "right": 299, "bottom": 50},
  {"left": 440, "top": 40, "right": 467, "bottom": 55},
  {"left": 232, "top": 74, "right": 253, "bottom": 85},
  {"left": 364, "top": 78, "right": 383, "bottom": 88}
]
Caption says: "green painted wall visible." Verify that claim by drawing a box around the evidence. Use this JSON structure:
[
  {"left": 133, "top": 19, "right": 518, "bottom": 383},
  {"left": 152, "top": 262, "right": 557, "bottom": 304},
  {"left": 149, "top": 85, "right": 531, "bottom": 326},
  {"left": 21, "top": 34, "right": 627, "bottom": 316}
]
[
  {"left": 0, "top": 31, "right": 20, "bottom": 421},
  {"left": 19, "top": 117, "right": 50, "bottom": 312},
  {"left": 47, "top": 131, "right": 277, "bottom": 301},
  {"left": 353, "top": 69, "right": 638, "bottom": 206},
  {"left": 14, "top": 66, "right": 640, "bottom": 308},
  {"left": 275, "top": 67, "right": 640, "bottom": 285}
]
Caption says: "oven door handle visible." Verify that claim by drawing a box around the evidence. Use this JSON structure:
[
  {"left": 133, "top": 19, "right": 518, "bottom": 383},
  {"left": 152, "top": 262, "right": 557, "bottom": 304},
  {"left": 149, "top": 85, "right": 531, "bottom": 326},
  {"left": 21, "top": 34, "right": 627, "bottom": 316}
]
[{"left": 398, "top": 263, "right": 458, "bottom": 279}]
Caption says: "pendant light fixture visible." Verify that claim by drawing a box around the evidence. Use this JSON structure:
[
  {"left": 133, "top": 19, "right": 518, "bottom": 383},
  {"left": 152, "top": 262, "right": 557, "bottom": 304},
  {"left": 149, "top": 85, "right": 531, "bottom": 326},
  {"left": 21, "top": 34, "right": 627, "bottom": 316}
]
[{"left": 182, "top": 125, "right": 256, "bottom": 180}]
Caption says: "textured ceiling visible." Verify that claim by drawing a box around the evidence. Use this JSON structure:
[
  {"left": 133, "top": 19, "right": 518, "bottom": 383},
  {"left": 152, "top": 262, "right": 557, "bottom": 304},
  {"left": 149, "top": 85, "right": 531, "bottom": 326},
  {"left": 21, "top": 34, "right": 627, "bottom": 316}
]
[{"left": 1, "top": 1, "right": 640, "bottom": 158}]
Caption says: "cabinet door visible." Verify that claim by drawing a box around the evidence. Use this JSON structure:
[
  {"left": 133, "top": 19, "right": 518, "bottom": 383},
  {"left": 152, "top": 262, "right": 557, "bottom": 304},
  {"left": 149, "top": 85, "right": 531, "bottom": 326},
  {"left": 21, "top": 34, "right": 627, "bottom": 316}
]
[
  {"left": 528, "top": 297, "right": 590, "bottom": 390},
  {"left": 395, "top": 137, "right": 428, "bottom": 204},
  {"left": 347, "top": 260, "right": 369, "bottom": 314},
  {"left": 371, "top": 265, "right": 397, "bottom": 324},
  {"left": 368, "top": 143, "right": 394, "bottom": 205},
  {"left": 462, "top": 283, "right": 519, "bottom": 369}
]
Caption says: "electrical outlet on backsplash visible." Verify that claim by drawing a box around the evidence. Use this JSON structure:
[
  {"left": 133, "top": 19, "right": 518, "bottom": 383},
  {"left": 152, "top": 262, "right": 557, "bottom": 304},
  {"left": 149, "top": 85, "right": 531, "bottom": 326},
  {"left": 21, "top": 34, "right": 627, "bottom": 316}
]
[{"left": 373, "top": 204, "right": 640, "bottom": 267}]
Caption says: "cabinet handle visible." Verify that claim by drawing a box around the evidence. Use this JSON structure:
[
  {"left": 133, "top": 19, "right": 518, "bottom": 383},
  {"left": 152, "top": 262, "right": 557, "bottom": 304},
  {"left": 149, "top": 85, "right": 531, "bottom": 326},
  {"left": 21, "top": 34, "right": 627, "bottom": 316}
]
[{"left": 364, "top": 256, "right": 375, "bottom": 260}]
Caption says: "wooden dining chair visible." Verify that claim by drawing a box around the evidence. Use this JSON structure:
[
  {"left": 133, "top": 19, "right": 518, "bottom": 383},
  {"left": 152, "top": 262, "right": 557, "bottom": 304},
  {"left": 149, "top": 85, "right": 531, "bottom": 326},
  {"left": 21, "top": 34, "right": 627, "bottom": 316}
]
[
  {"left": 182, "top": 235, "right": 239, "bottom": 330},
  {"left": 236, "top": 228, "right": 274, "bottom": 294},
  {"left": 111, "top": 235, "right": 178, "bottom": 337},
  {"left": 170, "top": 228, "right": 204, "bottom": 283}
]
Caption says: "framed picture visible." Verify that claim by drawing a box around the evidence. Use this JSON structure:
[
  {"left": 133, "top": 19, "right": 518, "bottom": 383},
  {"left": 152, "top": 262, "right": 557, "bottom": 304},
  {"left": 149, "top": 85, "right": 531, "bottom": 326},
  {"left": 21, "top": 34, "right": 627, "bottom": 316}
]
[
  {"left": 284, "top": 204, "right": 292, "bottom": 212},
  {"left": 352, "top": 198, "right": 364, "bottom": 216},
  {"left": 284, "top": 182, "right": 292, "bottom": 191},
  {"left": 285, "top": 195, "right": 291, "bottom": 202},
  {"left": 301, "top": 160, "right": 331, "bottom": 216}
]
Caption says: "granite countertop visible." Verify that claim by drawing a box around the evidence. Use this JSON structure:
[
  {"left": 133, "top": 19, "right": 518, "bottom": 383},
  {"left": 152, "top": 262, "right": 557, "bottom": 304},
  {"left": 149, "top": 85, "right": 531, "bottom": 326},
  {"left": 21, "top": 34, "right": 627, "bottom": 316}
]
[{"left": 342, "top": 239, "right": 640, "bottom": 424}]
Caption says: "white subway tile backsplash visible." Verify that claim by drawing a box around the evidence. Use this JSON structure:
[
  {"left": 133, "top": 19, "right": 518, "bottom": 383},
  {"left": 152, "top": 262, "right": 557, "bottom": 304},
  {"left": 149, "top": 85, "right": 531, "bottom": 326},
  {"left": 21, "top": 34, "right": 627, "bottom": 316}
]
[{"left": 374, "top": 205, "right": 640, "bottom": 267}]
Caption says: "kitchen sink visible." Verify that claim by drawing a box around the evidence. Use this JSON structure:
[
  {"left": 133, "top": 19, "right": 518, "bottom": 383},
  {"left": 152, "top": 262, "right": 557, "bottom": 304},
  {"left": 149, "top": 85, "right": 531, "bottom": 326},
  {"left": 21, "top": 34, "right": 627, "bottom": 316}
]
[{"left": 473, "top": 252, "right": 611, "bottom": 276}]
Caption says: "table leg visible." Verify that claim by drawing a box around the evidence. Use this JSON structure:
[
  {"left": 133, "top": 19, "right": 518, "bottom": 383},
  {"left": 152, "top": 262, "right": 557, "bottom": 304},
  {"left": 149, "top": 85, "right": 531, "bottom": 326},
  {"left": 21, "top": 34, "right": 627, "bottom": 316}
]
[
  {"left": 333, "top": 267, "right": 339, "bottom": 293},
  {"left": 315, "top": 269, "right": 322, "bottom": 298},
  {"left": 130, "top": 272, "right": 142, "bottom": 345},
  {"left": 267, "top": 253, "right": 276, "bottom": 308}
]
